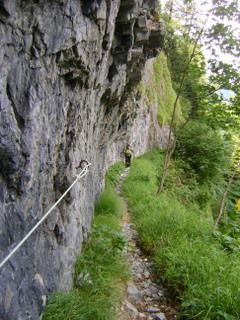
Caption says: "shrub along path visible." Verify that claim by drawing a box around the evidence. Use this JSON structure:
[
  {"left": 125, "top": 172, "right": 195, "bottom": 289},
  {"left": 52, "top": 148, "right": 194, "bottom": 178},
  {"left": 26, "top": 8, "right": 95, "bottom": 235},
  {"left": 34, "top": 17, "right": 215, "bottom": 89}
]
[{"left": 116, "top": 169, "right": 177, "bottom": 320}]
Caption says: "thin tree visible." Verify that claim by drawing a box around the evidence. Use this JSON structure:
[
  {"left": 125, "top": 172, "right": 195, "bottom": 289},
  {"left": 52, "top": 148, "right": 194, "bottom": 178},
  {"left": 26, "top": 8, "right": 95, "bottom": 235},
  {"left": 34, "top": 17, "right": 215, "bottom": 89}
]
[
  {"left": 214, "top": 160, "right": 240, "bottom": 228},
  {"left": 157, "top": 0, "right": 240, "bottom": 194},
  {"left": 156, "top": 18, "right": 207, "bottom": 194}
]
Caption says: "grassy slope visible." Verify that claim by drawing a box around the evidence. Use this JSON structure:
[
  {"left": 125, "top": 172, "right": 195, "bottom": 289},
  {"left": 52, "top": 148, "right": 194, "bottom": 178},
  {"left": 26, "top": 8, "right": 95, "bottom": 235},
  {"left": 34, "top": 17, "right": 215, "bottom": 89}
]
[
  {"left": 141, "top": 51, "right": 183, "bottom": 125},
  {"left": 122, "top": 150, "right": 240, "bottom": 320},
  {"left": 43, "top": 162, "right": 128, "bottom": 320}
]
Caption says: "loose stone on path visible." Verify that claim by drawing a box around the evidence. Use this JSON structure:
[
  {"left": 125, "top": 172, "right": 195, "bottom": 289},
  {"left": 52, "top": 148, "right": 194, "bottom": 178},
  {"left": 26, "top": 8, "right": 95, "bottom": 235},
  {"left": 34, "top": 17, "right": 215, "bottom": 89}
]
[{"left": 117, "top": 169, "right": 177, "bottom": 320}]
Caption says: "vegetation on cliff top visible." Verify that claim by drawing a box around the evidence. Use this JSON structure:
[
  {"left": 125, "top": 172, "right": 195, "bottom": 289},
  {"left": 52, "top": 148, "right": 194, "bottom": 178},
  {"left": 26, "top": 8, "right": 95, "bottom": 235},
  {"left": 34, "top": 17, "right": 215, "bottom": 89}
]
[{"left": 141, "top": 51, "right": 183, "bottom": 125}]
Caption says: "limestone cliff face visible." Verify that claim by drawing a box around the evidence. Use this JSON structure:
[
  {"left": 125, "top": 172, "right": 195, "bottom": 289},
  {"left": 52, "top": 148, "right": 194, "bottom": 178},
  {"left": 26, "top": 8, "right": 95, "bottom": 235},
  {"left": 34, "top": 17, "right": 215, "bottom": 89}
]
[{"left": 0, "top": 1, "right": 166, "bottom": 319}]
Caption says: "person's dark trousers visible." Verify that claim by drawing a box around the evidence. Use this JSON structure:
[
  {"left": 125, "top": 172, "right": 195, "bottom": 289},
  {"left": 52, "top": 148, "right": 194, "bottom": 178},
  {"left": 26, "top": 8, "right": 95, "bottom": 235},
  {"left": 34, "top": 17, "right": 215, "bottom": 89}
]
[{"left": 125, "top": 156, "right": 131, "bottom": 167}]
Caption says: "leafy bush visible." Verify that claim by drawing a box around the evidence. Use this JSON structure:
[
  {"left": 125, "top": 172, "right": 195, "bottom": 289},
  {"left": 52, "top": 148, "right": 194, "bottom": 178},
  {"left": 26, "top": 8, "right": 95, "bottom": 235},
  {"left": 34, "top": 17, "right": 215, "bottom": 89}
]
[
  {"left": 163, "top": 17, "right": 206, "bottom": 116},
  {"left": 175, "top": 121, "right": 232, "bottom": 183}
]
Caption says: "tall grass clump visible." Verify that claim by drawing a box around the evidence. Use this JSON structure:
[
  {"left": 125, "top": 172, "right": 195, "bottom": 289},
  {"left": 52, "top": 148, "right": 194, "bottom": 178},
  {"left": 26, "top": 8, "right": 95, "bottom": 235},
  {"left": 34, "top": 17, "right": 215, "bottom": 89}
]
[
  {"left": 123, "top": 149, "right": 240, "bottom": 319},
  {"left": 43, "top": 162, "right": 127, "bottom": 320}
]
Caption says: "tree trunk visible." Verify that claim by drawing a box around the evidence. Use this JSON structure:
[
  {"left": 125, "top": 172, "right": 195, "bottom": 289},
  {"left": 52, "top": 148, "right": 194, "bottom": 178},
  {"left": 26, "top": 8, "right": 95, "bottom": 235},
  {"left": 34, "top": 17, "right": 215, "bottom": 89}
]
[
  {"left": 156, "top": 21, "right": 206, "bottom": 195},
  {"left": 214, "top": 161, "right": 240, "bottom": 228}
]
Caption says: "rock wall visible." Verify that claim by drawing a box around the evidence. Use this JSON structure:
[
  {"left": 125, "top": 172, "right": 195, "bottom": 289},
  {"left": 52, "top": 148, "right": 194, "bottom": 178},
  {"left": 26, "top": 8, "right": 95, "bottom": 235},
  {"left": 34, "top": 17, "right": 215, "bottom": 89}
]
[{"left": 0, "top": 1, "right": 166, "bottom": 319}]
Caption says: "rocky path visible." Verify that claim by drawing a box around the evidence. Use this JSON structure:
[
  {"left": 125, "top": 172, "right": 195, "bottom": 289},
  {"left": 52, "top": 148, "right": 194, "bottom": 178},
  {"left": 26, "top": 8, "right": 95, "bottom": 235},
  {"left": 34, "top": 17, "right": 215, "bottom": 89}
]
[{"left": 116, "top": 169, "right": 178, "bottom": 320}]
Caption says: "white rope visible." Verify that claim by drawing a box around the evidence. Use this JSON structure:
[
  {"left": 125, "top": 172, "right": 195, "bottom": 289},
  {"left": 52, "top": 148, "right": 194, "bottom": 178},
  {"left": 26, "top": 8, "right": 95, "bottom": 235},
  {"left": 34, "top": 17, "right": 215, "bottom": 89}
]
[{"left": 0, "top": 162, "right": 91, "bottom": 270}]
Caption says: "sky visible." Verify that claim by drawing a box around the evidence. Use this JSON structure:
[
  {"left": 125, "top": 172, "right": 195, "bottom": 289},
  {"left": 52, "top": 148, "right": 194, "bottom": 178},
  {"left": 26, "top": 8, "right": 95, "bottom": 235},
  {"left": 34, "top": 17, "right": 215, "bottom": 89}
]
[
  {"left": 160, "top": 0, "right": 239, "bottom": 64},
  {"left": 159, "top": 0, "right": 239, "bottom": 99}
]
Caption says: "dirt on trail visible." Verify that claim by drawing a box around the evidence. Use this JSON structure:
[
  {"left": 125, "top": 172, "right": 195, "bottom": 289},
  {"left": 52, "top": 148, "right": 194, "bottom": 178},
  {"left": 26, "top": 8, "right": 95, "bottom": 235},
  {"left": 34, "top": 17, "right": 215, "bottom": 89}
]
[{"left": 116, "top": 168, "right": 178, "bottom": 320}]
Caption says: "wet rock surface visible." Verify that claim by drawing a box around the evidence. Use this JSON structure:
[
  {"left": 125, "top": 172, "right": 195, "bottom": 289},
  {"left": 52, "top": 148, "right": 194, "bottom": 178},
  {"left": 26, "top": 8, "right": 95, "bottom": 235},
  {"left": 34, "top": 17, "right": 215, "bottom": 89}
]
[{"left": 117, "top": 169, "right": 177, "bottom": 320}]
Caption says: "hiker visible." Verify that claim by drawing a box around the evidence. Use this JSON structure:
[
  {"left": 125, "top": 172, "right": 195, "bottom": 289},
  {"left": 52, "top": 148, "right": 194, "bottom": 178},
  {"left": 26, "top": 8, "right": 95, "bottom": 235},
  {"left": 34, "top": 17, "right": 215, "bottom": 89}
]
[{"left": 124, "top": 144, "right": 133, "bottom": 167}]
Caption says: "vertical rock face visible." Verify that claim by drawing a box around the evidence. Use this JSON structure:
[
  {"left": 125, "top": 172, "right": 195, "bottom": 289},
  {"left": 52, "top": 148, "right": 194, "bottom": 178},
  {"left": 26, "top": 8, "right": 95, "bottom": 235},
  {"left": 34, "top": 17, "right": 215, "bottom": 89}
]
[{"left": 0, "top": 0, "right": 166, "bottom": 319}]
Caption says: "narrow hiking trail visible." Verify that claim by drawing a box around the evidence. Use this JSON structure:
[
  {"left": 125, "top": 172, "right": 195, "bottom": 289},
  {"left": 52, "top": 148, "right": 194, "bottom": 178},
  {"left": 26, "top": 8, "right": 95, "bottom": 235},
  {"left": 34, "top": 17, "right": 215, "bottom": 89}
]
[{"left": 116, "top": 168, "right": 178, "bottom": 320}]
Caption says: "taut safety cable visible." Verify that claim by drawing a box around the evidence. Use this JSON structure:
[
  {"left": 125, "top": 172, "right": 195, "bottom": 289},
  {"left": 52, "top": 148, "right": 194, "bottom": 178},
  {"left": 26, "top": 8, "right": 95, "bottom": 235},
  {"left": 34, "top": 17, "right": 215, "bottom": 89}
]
[{"left": 0, "top": 161, "right": 91, "bottom": 270}]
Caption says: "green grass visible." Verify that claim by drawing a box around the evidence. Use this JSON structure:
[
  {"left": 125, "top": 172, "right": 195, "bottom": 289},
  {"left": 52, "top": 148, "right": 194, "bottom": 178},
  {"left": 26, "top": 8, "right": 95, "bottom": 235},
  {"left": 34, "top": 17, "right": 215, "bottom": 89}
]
[
  {"left": 43, "top": 162, "right": 127, "bottom": 320},
  {"left": 122, "top": 149, "right": 240, "bottom": 319},
  {"left": 95, "top": 162, "right": 125, "bottom": 217}
]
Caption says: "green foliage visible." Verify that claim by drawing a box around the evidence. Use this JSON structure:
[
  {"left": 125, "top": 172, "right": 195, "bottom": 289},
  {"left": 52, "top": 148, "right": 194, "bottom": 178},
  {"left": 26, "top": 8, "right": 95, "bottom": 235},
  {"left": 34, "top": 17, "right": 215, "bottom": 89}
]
[
  {"left": 95, "top": 162, "right": 125, "bottom": 217},
  {"left": 153, "top": 52, "right": 183, "bottom": 124},
  {"left": 43, "top": 163, "right": 127, "bottom": 320},
  {"left": 123, "top": 149, "right": 240, "bottom": 319},
  {"left": 175, "top": 120, "right": 232, "bottom": 183},
  {"left": 95, "top": 183, "right": 124, "bottom": 217},
  {"left": 161, "top": 0, "right": 240, "bottom": 138},
  {"left": 203, "top": 99, "right": 240, "bottom": 131},
  {"left": 214, "top": 173, "right": 240, "bottom": 253},
  {"left": 207, "top": 0, "right": 240, "bottom": 63},
  {"left": 163, "top": 20, "right": 206, "bottom": 117},
  {"left": 106, "top": 162, "right": 125, "bottom": 186},
  {"left": 143, "top": 52, "right": 183, "bottom": 125}
]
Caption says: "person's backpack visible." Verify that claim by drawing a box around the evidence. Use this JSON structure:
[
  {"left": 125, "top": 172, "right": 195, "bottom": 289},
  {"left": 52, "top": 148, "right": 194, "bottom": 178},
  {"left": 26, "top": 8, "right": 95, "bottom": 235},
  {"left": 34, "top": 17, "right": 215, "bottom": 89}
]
[{"left": 125, "top": 148, "right": 132, "bottom": 156}]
